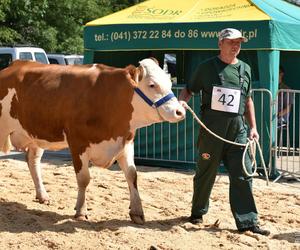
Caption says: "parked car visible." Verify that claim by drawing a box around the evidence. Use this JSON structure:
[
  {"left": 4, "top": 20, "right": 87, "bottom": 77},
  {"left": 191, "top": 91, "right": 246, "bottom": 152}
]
[
  {"left": 0, "top": 46, "right": 49, "bottom": 70},
  {"left": 47, "top": 54, "right": 83, "bottom": 65}
]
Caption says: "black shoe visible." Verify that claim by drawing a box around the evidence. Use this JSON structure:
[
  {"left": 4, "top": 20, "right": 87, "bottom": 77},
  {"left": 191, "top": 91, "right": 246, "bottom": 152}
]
[
  {"left": 189, "top": 215, "right": 203, "bottom": 224},
  {"left": 239, "top": 225, "right": 270, "bottom": 236}
]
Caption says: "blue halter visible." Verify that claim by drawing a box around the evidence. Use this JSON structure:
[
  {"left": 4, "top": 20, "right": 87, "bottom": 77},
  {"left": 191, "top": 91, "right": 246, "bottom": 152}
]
[{"left": 134, "top": 87, "right": 175, "bottom": 108}]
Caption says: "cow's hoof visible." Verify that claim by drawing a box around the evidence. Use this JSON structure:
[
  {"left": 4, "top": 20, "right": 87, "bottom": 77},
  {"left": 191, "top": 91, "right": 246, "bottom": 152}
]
[
  {"left": 36, "top": 197, "right": 50, "bottom": 205},
  {"left": 130, "top": 213, "right": 145, "bottom": 225},
  {"left": 74, "top": 214, "right": 88, "bottom": 221}
]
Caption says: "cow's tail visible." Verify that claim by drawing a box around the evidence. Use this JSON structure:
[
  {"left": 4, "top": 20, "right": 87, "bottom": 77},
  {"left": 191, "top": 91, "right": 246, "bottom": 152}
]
[{"left": 2, "top": 135, "right": 12, "bottom": 154}]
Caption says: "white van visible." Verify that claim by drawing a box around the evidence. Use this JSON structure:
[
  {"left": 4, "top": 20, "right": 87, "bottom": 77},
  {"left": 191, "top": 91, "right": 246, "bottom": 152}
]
[
  {"left": 47, "top": 54, "right": 83, "bottom": 65},
  {"left": 0, "top": 46, "right": 49, "bottom": 70}
]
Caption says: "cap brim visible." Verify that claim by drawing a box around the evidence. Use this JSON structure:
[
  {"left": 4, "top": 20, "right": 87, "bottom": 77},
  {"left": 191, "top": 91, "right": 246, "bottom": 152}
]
[{"left": 223, "top": 36, "right": 245, "bottom": 42}]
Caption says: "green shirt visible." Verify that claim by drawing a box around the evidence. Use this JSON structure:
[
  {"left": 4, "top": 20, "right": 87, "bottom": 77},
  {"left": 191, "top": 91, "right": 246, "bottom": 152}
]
[{"left": 188, "top": 56, "right": 252, "bottom": 115}]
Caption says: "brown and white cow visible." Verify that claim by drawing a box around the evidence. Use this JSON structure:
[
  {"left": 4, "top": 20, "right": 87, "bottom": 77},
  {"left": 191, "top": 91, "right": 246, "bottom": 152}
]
[{"left": 0, "top": 58, "right": 185, "bottom": 224}]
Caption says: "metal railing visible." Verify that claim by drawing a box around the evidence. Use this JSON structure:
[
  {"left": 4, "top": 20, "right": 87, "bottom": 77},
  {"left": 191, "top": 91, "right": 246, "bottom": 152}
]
[
  {"left": 135, "top": 86, "right": 300, "bottom": 181},
  {"left": 273, "top": 89, "right": 300, "bottom": 181},
  {"left": 250, "top": 89, "right": 273, "bottom": 175},
  {"left": 134, "top": 86, "right": 199, "bottom": 168}
]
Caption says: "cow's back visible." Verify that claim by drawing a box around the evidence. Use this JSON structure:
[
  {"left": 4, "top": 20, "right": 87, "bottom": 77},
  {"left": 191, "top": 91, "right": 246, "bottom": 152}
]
[{"left": 0, "top": 61, "right": 135, "bottom": 148}]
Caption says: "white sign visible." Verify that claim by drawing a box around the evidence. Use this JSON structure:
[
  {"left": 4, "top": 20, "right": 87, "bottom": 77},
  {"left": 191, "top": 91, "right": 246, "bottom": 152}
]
[{"left": 211, "top": 86, "right": 241, "bottom": 113}]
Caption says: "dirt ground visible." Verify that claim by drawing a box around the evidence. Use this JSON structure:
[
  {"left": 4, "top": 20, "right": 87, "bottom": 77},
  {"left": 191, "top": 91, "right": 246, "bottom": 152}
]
[{"left": 0, "top": 155, "right": 299, "bottom": 250}]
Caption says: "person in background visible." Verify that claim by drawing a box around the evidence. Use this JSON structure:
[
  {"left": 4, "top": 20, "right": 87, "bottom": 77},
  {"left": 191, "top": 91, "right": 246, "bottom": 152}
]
[
  {"left": 278, "top": 65, "right": 293, "bottom": 126},
  {"left": 179, "top": 28, "right": 270, "bottom": 236}
]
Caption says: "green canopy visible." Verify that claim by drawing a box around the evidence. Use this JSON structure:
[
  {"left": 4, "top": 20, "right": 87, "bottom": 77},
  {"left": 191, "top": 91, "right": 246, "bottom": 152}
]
[
  {"left": 84, "top": 0, "right": 300, "bottom": 176},
  {"left": 84, "top": 0, "right": 300, "bottom": 51}
]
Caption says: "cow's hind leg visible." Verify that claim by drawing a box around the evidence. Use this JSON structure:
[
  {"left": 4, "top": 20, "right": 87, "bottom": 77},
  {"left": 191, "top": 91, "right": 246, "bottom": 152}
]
[
  {"left": 118, "top": 142, "right": 144, "bottom": 224},
  {"left": 26, "top": 147, "right": 49, "bottom": 203},
  {"left": 73, "top": 153, "right": 90, "bottom": 220}
]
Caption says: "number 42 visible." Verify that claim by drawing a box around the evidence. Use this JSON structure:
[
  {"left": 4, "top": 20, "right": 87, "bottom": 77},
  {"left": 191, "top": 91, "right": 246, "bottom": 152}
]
[{"left": 218, "top": 94, "right": 234, "bottom": 106}]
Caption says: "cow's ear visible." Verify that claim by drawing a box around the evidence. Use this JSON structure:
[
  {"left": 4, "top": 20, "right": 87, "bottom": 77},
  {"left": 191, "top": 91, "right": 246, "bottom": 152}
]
[
  {"left": 128, "top": 65, "right": 144, "bottom": 85},
  {"left": 149, "top": 57, "right": 159, "bottom": 65},
  {"left": 136, "top": 65, "right": 144, "bottom": 82}
]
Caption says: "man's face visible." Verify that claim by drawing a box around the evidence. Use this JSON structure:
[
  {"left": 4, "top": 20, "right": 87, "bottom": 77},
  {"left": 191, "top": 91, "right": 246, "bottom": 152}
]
[
  {"left": 279, "top": 70, "right": 284, "bottom": 84},
  {"left": 219, "top": 38, "right": 243, "bottom": 57}
]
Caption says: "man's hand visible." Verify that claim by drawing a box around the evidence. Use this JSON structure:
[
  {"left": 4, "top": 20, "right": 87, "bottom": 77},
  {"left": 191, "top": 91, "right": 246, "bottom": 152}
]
[
  {"left": 179, "top": 88, "right": 192, "bottom": 103},
  {"left": 249, "top": 128, "right": 259, "bottom": 141}
]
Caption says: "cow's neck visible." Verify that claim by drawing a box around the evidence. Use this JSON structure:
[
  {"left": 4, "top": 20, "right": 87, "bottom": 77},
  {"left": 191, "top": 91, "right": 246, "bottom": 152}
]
[{"left": 130, "top": 94, "right": 162, "bottom": 130}]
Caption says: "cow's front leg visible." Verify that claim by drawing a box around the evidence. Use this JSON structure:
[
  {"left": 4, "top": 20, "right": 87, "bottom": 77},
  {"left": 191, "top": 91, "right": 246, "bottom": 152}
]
[
  {"left": 118, "top": 141, "right": 144, "bottom": 224},
  {"left": 73, "top": 153, "right": 90, "bottom": 220},
  {"left": 26, "top": 146, "right": 48, "bottom": 203}
]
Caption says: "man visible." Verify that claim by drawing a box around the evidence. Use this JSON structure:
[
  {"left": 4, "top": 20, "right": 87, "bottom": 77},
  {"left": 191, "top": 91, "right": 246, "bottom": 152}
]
[
  {"left": 179, "top": 28, "right": 270, "bottom": 236},
  {"left": 278, "top": 65, "right": 293, "bottom": 126}
]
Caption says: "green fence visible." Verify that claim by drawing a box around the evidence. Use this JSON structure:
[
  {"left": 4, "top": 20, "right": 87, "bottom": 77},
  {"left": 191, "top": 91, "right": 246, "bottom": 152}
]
[{"left": 134, "top": 86, "right": 199, "bottom": 170}]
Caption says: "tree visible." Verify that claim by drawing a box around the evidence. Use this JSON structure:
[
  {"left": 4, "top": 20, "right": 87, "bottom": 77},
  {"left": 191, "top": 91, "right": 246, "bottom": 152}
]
[
  {"left": 0, "top": 0, "right": 21, "bottom": 44},
  {"left": 0, "top": 0, "right": 144, "bottom": 53}
]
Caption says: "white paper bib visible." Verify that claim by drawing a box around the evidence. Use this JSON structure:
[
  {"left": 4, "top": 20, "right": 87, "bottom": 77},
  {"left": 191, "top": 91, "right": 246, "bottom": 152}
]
[{"left": 211, "top": 86, "right": 241, "bottom": 113}]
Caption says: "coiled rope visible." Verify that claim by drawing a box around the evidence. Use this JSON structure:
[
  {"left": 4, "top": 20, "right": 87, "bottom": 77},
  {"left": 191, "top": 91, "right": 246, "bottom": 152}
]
[{"left": 182, "top": 103, "right": 269, "bottom": 185}]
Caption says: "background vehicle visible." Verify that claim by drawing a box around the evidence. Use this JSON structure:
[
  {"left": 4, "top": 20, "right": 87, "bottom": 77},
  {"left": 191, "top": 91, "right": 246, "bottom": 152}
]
[
  {"left": 0, "top": 46, "right": 49, "bottom": 70},
  {"left": 47, "top": 54, "right": 83, "bottom": 65}
]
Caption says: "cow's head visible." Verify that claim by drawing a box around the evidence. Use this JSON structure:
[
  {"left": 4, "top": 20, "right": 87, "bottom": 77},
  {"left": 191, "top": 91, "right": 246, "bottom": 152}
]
[{"left": 130, "top": 58, "right": 185, "bottom": 127}]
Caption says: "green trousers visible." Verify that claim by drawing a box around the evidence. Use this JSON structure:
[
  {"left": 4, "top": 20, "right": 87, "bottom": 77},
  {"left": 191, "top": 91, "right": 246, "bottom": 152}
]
[{"left": 191, "top": 112, "right": 258, "bottom": 230}]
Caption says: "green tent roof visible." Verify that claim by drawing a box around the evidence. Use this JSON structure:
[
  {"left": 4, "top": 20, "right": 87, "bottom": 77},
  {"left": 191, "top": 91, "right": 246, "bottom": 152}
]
[{"left": 84, "top": 0, "right": 300, "bottom": 51}]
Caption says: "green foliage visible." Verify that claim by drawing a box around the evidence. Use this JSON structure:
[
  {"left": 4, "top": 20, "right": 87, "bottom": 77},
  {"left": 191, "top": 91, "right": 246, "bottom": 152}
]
[
  {"left": 0, "top": 0, "right": 144, "bottom": 53},
  {"left": 0, "top": 26, "right": 21, "bottom": 44},
  {"left": 0, "top": 0, "right": 10, "bottom": 21}
]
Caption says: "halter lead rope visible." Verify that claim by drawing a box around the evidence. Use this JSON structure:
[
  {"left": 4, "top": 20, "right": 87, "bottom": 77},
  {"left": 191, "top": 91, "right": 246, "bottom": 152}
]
[{"left": 182, "top": 102, "right": 269, "bottom": 185}]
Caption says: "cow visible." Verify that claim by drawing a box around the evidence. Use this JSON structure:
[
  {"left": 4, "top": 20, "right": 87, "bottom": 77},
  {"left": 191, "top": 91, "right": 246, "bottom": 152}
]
[{"left": 0, "top": 58, "right": 185, "bottom": 224}]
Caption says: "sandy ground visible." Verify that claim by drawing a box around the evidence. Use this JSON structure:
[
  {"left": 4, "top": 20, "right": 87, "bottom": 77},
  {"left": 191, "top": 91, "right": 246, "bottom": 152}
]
[{"left": 0, "top": 154, "right": 299, "bottom": 250}]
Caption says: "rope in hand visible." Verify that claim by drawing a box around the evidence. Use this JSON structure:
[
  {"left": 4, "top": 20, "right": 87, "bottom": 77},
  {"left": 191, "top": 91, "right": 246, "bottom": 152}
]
[{"left": 182, "top": 102, "right": 269, "bottom": 185}]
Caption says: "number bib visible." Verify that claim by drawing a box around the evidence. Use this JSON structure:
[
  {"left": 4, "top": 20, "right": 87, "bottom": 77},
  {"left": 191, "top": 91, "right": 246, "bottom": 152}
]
[{"left": 211, "top": 86, "right": 241, "bottom": 113}]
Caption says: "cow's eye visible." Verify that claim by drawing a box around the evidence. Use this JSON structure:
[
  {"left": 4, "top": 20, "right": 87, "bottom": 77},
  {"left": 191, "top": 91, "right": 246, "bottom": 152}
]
[{"left": 149, "top": 84, "right": 155, "bottom": 88}]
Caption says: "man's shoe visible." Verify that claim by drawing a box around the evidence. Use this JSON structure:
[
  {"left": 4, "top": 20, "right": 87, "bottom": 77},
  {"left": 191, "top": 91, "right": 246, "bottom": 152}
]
[
  {"left": 189, "top": 216, "right": 203, "bottom": 224},
  {"left": 239, "top": 225, "right": 270, "bottom": 236}
]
